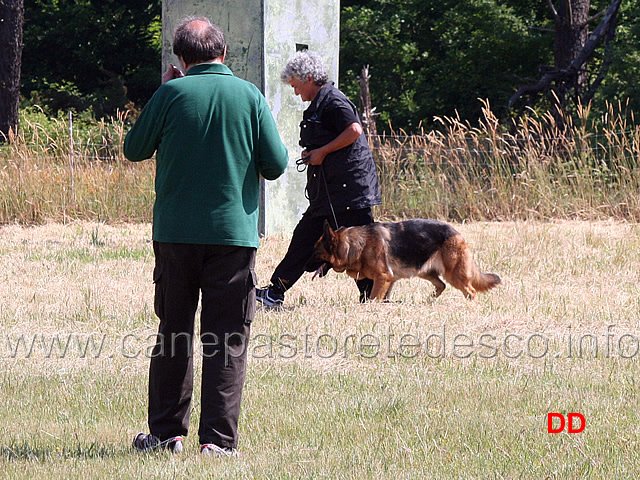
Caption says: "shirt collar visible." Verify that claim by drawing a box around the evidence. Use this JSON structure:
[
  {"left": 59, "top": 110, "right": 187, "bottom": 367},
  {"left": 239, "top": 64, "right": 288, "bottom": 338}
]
[
  {"left": 309, "top": 82, "right": 334, "bottom": 108},
  {"left": 186, "top": 63, "right": 234, "bottom": 76}
]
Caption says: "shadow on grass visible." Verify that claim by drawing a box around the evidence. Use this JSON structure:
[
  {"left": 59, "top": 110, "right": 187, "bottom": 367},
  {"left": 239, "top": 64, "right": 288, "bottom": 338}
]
[{"left": 1, "top": 442, "right": 133, "bottom": 461}]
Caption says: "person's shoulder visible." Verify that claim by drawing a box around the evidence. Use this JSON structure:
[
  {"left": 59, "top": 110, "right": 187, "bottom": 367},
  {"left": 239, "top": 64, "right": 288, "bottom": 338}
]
[
  {"left": 232, "top": 77, "right": 269, "bottom": 105},
  {"left": 217, "top": 73, "right": 261, "bottom": 93},
  {"left": 155, "top": 77, "right": 189, "bottom": 95},
  {"left": 323, "top": 85, "right": 352, "bottom": 106},
  {"left": 141, "top": 80, "right": 182, "bottom": 106},
  {"left": 325, "top": 83, "right": 347, "bottom": 98}
]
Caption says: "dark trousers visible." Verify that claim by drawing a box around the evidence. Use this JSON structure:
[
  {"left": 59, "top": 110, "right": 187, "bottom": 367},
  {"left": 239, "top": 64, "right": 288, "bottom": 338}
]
[
  {"left": 149, "top": 242, "right": 256, "bottom": 448},
  {"left": 270, "top": 208, "right": 375, "bottom": 299}
]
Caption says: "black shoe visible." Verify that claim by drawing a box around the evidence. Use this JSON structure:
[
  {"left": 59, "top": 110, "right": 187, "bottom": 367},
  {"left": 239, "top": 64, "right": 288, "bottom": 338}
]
[
  {"left": 132, "top": 433, "right": 183, "bottom": 453},
  {"left": 256, "top": 285, "right": 284, "bottom": 308}
]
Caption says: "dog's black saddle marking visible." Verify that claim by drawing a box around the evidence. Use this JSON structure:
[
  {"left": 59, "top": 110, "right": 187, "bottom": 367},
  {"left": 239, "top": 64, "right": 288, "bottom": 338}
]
[{"left": 384, "top": 219, "right": 458, "bottom": 269}]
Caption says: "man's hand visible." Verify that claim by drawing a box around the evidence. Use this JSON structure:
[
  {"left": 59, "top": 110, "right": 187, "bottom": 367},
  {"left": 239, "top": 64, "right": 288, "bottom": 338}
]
[{"left": 162, "top": 64, "right": 185, "bottom": 84}]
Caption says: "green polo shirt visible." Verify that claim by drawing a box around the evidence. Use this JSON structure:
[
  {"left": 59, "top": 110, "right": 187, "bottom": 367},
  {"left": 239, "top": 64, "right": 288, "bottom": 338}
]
[{"left": 124, "top": 63, "right": 288, "bottom": 247}]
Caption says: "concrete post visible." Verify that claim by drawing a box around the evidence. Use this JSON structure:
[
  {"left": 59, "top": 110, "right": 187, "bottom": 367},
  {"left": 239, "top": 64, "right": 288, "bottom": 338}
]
[{"left": 162, "top": 0, "right": 340, "bottom": 236}]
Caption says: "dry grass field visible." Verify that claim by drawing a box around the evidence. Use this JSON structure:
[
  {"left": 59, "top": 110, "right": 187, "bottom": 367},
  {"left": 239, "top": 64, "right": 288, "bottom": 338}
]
[{"left": 0, "top": 220, "right": 639, "bottom": 478}]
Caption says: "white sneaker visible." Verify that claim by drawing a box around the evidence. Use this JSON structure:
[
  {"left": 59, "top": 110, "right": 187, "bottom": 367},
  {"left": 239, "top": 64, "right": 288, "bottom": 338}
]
[{"left": 200, "top": 443, "right": 240, "bottom": 457}]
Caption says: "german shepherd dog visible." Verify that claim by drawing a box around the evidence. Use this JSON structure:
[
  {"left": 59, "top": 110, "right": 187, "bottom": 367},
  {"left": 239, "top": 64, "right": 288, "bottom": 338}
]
[{"left": 311, "top": 219, "right": 501, "bottom": 301}]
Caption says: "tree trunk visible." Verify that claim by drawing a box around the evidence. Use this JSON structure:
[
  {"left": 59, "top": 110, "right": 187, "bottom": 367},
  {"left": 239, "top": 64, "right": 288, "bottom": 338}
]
[
  {"left": 358, "top": 65, "right": 378, "bottom": 145},
  {"left": 0, "top": 0, "right": 24, "bottom": 142},
  {"left": 554, "top": 0, "right": 590, "bottom": 78},
  {"left": 550, "top": 0, "right": 590, "bottom": 120},
  {"left": 509, "top": 0, "right": 622, "bottom": 122}
]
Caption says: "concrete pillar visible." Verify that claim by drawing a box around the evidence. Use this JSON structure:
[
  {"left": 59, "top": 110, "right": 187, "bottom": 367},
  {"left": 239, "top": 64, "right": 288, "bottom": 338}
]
[{"left": 162, "top": 0, "right": 340, "bottom": 236}]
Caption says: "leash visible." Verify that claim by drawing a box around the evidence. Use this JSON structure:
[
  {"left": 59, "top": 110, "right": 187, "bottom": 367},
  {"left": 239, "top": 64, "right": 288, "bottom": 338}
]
[{"left": 296, "top": 157, "right": 340, "bottom": 229}]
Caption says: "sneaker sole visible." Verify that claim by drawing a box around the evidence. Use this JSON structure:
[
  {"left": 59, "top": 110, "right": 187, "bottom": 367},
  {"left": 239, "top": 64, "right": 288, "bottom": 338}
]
[{"left": 256, "top": 297, "right": 283, "bottom": 309}]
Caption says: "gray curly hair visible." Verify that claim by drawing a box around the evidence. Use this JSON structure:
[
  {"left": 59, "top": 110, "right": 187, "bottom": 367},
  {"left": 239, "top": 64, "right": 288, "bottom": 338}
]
[{"left": 280, "top": 51, "right": 329, "bottom": 86}]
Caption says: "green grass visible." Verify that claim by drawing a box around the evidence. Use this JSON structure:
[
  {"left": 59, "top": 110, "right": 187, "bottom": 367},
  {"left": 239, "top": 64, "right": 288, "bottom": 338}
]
[{"left": 1, "top": 221, "right": 639, "bottom": 478}]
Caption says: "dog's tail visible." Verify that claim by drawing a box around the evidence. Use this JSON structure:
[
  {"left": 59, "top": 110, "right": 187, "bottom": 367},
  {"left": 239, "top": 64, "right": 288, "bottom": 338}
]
[{"left": 472, "top": 269, "right": 501, "bottom": 293}]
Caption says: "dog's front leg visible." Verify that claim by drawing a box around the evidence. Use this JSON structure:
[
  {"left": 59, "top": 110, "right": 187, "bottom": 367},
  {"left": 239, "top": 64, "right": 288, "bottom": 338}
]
[
  {"left": 370, "top": 277, "right": 392, "bottom": 301},
  {"left": 383, "top": 281, "right": 395, "bottom": 301}
]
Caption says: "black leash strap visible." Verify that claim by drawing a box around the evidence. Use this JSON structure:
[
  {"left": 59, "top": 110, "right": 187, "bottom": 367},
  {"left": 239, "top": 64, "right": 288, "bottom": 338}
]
[
  {"left": 320, "top": 164, "right": 339, "bottom": 230},
  {"left": 296, "top": 157, "right": 339, "bottom": 230}
]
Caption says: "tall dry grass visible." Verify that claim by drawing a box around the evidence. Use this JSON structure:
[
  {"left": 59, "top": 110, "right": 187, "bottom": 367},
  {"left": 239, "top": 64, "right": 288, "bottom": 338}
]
[
  {"left": 1, "top": 102, "right": 639, "bottom": 224},
  {"left": 0, "top": 108, "right": 154, "bottom": 224},
  {"left": 372, "top": 100, "right": 640, "bottom": 221}
]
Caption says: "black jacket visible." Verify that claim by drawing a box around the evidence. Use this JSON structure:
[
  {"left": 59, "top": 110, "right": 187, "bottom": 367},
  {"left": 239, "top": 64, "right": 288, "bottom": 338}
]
[{"left": 300, "top": 83, "right": 381, "bottom": 216}]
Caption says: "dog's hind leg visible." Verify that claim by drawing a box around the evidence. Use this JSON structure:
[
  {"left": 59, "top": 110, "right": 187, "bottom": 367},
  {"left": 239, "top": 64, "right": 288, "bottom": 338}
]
[
  {"left": 444, "top": 270, "right": 477, "bottom": 300},
  {"left": 440, "top": 236, "right": 478, "bottom": 300},
  {"left": 419, "top": 272, "right": 446, "bottom": 298}
]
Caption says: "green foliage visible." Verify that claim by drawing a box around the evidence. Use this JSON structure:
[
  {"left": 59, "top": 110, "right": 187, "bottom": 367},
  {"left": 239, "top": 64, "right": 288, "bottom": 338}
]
[
  {"left": 341, "top": 0, "right": 551, "bottom": 131},
  {"left": 341, "top": 0, "right": 640, "bottom": 133},
  {"left": 21, "top": 0, "right": 161, "bottom": 117},
  {"left": 18, "top": 0, "right": 640, "bottom": 133},
  {"left": 18, "top": 105, "right": 129, "bottom": 153},
  {"left": 593, "top": 1, "right": 640, "bottom": 119}
]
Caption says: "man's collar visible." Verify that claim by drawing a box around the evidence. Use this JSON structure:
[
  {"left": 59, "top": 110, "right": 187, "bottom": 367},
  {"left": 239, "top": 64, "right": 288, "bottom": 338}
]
[{"left": 186, "top": 63, "right": 233, "bottom": 76}]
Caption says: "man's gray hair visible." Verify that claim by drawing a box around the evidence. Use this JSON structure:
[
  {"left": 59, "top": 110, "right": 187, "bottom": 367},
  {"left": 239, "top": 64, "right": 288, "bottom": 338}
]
[{"left": 280, "top": 51, "right": 329, "bottom": 86}]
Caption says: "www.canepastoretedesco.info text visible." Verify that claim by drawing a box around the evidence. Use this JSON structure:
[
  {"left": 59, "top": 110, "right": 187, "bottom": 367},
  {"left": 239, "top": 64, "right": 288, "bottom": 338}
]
[{"left": 3, "top": 325, "right": 637, "bottom": 360}]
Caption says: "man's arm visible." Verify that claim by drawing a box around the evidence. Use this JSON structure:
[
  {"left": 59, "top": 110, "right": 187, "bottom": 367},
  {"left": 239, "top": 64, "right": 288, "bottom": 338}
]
[
  {"left": 123, "top": 91, "right": 168, "bottom": 162},
  {"left": 255, "top": 98, "right": 288, "bottom": 180},
  {"left": 124, "top": 66, "right": 182, "bottom": 162}
]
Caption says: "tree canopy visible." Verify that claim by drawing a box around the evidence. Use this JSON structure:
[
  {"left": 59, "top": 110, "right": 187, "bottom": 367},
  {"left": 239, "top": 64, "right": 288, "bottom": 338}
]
[
  {"left": 21, "top": 0, "right": 161, "bottom": 116},
  {"left": 340, "top": 0, "right": 553, "bottom": 130},
  {"left": 17, "top": 0, "right": 640, "bottom": 131},
  {"left": 341, "top": 0, "right": 639, "bottom": 131}
]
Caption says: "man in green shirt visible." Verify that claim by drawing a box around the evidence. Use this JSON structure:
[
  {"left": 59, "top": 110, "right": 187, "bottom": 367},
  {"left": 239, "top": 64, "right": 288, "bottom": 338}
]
[{"left": 125, "top": 16, "right": 288, "bottom": 456}]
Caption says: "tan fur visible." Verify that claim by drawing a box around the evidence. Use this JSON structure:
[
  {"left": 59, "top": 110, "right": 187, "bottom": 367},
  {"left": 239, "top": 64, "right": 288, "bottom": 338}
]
[{"left": 312, "top": 221, "right": 501, "bottom": 301}]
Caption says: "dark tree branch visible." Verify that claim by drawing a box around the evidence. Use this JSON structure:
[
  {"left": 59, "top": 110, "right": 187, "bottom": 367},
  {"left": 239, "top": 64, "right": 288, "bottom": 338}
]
[
  {"left": 358, "top": 65, "right": 378, "bottom": 142},
  {"left": 508, "top": 0, "right": 622, "bottom": 110},
  {"left": 529, "top": 26, "right": 556, "bottom": 33},
  {"left": 547, "top": 0, "right": 560, "bottom": 21},
  {"left": 583, "top": 10, "right": 606, "bottom": 27},
  {"left": 582, "top": 7, "right": 618, "bottom": 105}
]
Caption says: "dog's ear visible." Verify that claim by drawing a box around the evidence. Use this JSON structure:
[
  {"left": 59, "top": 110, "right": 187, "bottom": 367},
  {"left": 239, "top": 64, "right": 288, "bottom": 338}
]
[
  {"left": 323, "top": 219, "right": 334, "bottom": 238},
  {"left": 321, "top": 220, "right": 336, "bottom": 253}
]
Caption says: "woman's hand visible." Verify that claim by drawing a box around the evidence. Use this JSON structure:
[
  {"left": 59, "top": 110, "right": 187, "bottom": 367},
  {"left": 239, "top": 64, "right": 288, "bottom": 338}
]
[
  {"left": 302, "top": 123, "right": 363, "bottom": 166},
  {"left": 301, "top": 149, "right": 327, "bottom": 166}
]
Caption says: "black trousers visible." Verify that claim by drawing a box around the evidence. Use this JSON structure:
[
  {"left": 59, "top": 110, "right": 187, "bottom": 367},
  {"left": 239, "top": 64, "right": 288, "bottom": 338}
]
[
  {"left": 270, "top": 208, "right": 375, "bottom": 298},
  {"left": 149, "top": 242, "right": 256, "bottom": 448}
]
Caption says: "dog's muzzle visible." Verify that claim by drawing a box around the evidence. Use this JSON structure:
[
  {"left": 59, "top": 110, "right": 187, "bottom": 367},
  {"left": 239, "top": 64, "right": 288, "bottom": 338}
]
[{"left": 305, "top": 259, "right": 331, "bottom": 280}]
